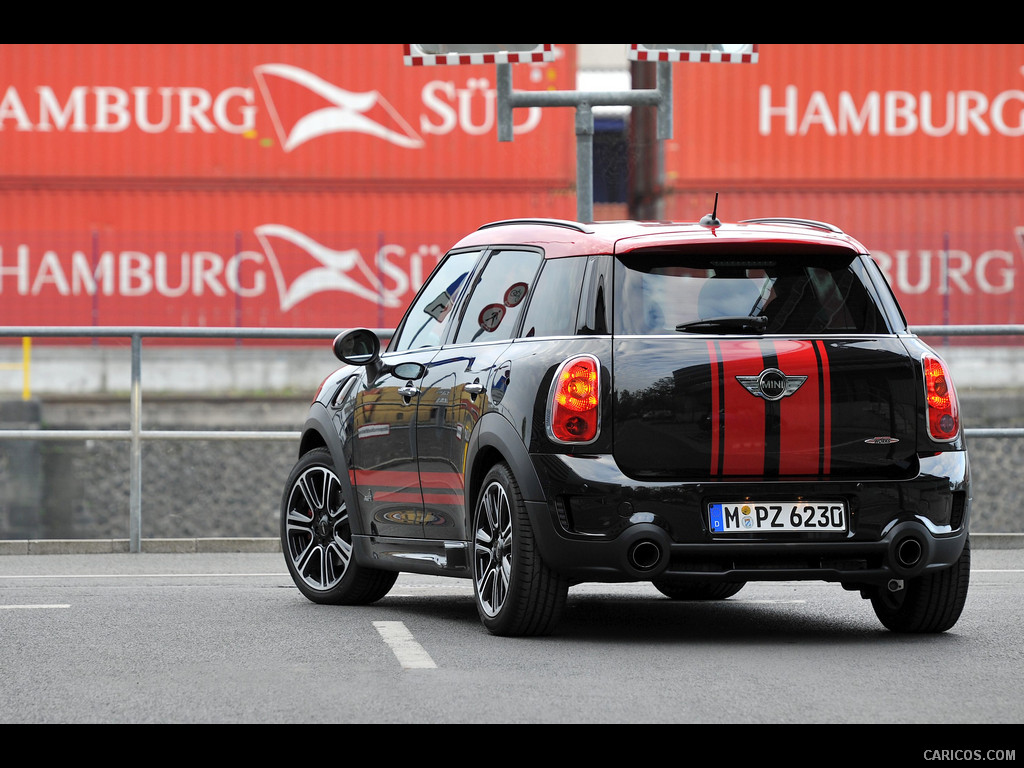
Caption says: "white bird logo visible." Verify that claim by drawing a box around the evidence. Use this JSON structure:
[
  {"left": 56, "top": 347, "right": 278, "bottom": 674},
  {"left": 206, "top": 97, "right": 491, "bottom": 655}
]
[
  {"left": 253, "top": 63, "right": 424, "bottom": 151},
  {"left": 256, "top": 224, "right": 401, "bottom": 312}
]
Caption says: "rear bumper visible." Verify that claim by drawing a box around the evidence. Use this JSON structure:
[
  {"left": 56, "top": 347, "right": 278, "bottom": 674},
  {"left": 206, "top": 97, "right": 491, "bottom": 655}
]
[{"left": 528, "top": 451, "right": 970, "bottom": 587}]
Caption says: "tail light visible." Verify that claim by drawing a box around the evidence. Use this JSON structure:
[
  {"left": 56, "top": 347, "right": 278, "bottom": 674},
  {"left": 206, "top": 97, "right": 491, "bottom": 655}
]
[
  {"left": 922, "top": 354, "right": 960, "bottom": 442},
  {"left": 547, "top": 355, "right": 600, "bottom": 444}
]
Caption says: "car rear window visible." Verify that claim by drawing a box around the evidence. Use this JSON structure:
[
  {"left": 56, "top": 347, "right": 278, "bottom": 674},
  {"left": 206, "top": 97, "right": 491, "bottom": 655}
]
[{"left": 613, "top": 251, "right": 891, "bottom": 336}]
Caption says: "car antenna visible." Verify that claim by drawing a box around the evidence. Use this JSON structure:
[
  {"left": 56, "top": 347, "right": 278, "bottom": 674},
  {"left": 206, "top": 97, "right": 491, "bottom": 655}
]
[{"left": 699, "top": 193, "right": 721, "bottom": 227}]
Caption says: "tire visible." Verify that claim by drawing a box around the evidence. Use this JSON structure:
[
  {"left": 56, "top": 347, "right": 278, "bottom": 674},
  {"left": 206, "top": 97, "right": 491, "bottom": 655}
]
[
  {"left": 652, "top": 579, "right": 746, "bottom": 600},
  {"left": 472, "top": 462, "right": 569, "bottom": 637},
  {"left": 281, "top": 447, "right": 397, "bottom": 605},
  {"left": 870, "top": 537, "right": 971, "bottom": 633}
]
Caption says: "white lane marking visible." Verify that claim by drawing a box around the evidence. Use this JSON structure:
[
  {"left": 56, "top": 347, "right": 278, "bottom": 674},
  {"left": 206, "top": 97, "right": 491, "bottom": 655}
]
[
  {"left": 0, "top": 573, "right": 288, "bottom": 580},
  {"left": 0, "top": 567, "right": 1017, "bottom": 583},
  {"left": 735, "top": 600, "right": 806, "bottom": 604},
  {"left": 0, "top": 604, "right": 70, "bottom": 610},
  {"left": 373, "top": 620, "right": 437, "bottom": 669}
]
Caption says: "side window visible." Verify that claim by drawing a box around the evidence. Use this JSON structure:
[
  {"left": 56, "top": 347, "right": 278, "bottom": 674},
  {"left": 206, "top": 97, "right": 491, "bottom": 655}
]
[
  {"left": 859, "top": 256, "right": 906, "bottom": 332},
  {"left": 389, "top": 249, "right": 481, "bottom": 353},
  {"left": 577, "top": 254, "right": 613, "bottom": 335},
  {"left": 453, "top": 249, "right": 544, "bottom": 344},
  {"left": 521, "top": 256, "right": 587, "bottom": 338}
]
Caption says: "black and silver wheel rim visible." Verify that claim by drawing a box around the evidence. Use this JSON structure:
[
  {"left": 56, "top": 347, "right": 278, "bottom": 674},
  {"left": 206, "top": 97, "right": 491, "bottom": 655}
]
[
  {"left": 474, "top": 479, "right": 513, "bottom": 618},
  {"left": 284, "top": 464, "right": 351, "bottom": 593}
]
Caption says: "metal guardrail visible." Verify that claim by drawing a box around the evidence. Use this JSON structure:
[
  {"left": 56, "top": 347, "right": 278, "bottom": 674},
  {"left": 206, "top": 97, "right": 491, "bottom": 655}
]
[
  {"left": 913, "top": 324, "right": 1024, "bottom": 440},
  {"left": 0, "top": 324, "right": 1021, "bottom": 552},
  {"left": 0, "top": 326, "right": 394, "bottom": 552},
  {"left": 0, "top": 337, "right": 31, "bottom": 400}
]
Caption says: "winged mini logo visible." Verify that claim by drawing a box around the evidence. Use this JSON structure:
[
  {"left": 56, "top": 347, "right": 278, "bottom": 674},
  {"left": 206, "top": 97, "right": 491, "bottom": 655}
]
[{"left": 736, "top": 369, "right": 807, "bottom": 401}]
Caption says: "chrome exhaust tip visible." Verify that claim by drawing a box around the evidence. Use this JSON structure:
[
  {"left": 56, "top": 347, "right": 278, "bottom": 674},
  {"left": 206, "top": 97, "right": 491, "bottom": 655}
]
[
  {"left": 886, "top": 523, "right": 932, "bottom": 578},
  {"left": 895, "top": 536, "right": 924, "bottom": 569},
  {"left": 628, "top": 539, "right": 663, "bottom": 572}
]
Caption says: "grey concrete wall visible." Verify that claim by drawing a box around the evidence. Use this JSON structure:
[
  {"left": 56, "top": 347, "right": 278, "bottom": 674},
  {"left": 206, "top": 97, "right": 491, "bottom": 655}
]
[
  {"left": 1, "top": 343, "right": 1021, "bottom": 396},
  {"left": 0, "top": 345, "right": 342, "bottom": 397},
  {"left": 1, "top": 342, "right": 1022, "bottom": 539},
  {"left": 0, "top": 387, "right": 1021, "bottom": 541}
]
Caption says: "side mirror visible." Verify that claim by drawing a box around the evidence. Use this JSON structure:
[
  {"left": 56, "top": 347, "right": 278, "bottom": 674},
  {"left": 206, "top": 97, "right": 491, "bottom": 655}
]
[
  {"left": 333, "top": 328, "right": 426, "bottom": 382},
  {"left": 333, "top": 328, "right": 381, "bottom": 365}
]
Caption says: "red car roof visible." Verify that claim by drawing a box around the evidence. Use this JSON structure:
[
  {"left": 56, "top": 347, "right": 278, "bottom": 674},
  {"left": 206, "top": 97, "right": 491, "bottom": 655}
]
[{"left": 450, "top": 218, "right": 869, "bottom": 259}]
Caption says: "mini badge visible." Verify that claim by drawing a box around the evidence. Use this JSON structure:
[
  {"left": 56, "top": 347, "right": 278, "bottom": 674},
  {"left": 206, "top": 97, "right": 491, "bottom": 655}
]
[
  {"left": 736, "top": 368, "right": 807, "bottom": 401},
  {"left": 864, "top": 436, "right": 900, "bottom": 445}
]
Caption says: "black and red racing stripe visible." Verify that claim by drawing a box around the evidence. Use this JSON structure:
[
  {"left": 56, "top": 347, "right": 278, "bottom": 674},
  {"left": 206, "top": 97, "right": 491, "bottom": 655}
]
[{"left": 706, "top": 339, "right": 832, "bottom": 477}]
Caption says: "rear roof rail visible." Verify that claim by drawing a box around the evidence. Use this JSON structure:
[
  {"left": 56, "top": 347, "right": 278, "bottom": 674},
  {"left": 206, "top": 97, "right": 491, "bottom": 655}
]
[
  {"left": 478, "top": 218, "right": 593, "bottom": 233},
  {"left": 740, "top": 217, "right": 844, "bottom": 234}
]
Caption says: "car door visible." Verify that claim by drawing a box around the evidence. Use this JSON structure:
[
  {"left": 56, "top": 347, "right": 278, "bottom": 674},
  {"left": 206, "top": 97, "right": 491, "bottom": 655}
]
[
  {"left": 415, "top": 247, "right": 545, "bottom": 541},
  {"left": 348, "top": 248, "right": 481, "bottom": 539}
]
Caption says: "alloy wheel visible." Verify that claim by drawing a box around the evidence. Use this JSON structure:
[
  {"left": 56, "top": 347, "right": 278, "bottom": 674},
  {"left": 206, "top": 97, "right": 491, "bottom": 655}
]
[
  {"left": 474, "top": 479, "right": 513, "bottom": 617},
  {"left": 284, "top": 463, "right": 352, "bottom": 593}
]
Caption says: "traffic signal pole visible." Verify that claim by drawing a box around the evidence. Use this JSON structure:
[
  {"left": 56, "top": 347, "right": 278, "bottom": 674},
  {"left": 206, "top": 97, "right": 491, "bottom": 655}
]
[{"left": 495, "top": 61, "right": 673, "bottom": 223}]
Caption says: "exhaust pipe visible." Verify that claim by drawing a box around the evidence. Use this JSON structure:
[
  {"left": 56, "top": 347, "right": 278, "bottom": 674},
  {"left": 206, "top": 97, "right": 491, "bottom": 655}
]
[
  {"left": 620, "top": 520, "right": 671, "bottom": 575},
  {"left": 895, "top": 537, "right": 923, "bottom": 569},
  {"left": 628, "top": 539, "right": 663, "bottom": 571},
  {"left": 886, "top": 524, "right": 930, "bottom": 578}
]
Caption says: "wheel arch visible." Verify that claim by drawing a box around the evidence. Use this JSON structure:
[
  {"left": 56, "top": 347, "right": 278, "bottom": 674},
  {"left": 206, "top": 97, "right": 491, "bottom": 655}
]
[
  {"left": 465, "top": 411, "right": 546, "bottom": 524},
  {"left": 298, "top": 421, "right": 329, "bottom": 457},
  {"left": 295, "top": 405, "right": 367, "bottom": 537}
]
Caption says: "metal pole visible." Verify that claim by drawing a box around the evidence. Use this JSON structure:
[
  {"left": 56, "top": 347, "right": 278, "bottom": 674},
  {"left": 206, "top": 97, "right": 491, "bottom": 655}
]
[
  {"left": 497, "top": 63, "right": 513, "bottom": 142},
  {"left": 21, "top": 337, "right": 30, "bottom": 401},
  {"left": 656, "top": 61, "right": 673, "bottom": 140},
  {"left": 496, "top": 65, "right": 673, "bottom": 222},
  {"left": 575, "top": 101, "right": 594, "bottom": 223},
  {"left": 130, "top": 333, "right": 142, "bottom": 552},
  {"left": 942, "top": 231, "right": 950, "bottom": 349}
]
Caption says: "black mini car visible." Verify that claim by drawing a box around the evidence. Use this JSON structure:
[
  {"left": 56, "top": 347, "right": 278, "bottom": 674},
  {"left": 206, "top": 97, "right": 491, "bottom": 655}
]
[{"left": 281, "top": 215, "right": 971, "bottom": 636}]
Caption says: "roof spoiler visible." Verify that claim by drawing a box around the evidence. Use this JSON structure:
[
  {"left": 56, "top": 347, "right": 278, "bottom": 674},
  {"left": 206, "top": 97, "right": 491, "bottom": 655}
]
[{"left": 740, "top": 217, "right": 844, "bottom": 234}]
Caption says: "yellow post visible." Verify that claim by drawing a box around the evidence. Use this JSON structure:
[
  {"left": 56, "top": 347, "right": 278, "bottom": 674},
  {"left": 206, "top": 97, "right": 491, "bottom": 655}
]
[{"left": 21, "top": 337, "right": 31, "bottom": 401}]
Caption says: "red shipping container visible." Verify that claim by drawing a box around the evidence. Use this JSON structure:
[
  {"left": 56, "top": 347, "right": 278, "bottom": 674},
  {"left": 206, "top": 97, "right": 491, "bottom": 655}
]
[
  {"left": 664, "top": 188, "right": 1024, "bottom": 331},
  {"left": 0, "top": 43, "right": 577, "bottom": 185},
  {"left": 0, "top": 44, "right": 579, "bottom": 338},
  {"left": 4, "top": 44, "right": 1024, "bottom": 338},
  {"left": 0, "top": 187, "right": 578, "bottom": 331},
  {"left": 665, "top": 43, "right": 1024, "bottom": 187}
]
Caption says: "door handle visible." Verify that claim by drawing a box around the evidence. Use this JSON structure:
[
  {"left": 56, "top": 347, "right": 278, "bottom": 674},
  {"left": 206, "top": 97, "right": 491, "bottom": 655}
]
[
  {"left": 465, "top": 382, "right": 485, "bottom": 397},
  {"left": 398, "top": 383, "right": 420, "bottom": 399}
]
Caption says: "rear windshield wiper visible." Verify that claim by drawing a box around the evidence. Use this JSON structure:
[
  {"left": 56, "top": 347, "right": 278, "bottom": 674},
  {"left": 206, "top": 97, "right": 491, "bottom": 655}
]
[{"left": 675, "top": 316, "right": 768, "bottom": 334}]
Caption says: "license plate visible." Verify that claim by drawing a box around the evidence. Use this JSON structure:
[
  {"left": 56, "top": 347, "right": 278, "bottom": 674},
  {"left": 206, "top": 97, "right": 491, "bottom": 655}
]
[{"left": 708, "top": 502, "right": 847, "bottom": 533}]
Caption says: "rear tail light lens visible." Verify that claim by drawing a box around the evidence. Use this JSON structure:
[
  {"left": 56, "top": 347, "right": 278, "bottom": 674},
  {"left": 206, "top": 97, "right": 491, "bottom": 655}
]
[
  {"left": 923, "top": 354, "right": 960, "bottom": 442},
  {"left": 547, "top": 355, "right": 600, "bottom": 444}
]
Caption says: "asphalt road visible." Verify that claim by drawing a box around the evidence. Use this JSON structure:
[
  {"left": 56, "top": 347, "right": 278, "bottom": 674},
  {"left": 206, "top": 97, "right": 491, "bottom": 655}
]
[{"left": 1, "top": 549, "right": 1022, "bottom": 738}]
